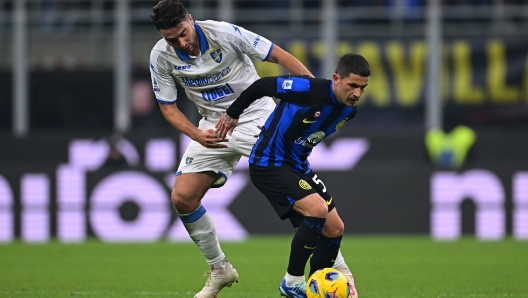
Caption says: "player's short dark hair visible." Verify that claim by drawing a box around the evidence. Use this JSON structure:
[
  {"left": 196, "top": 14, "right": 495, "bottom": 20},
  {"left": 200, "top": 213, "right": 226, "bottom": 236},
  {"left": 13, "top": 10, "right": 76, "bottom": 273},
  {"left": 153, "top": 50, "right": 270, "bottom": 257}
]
[
  {"left": 150, "top": 0, "right": 189, "bottom": 31},
  {"left": 335, "top": 53, "right": 370, "bottom": 78}
]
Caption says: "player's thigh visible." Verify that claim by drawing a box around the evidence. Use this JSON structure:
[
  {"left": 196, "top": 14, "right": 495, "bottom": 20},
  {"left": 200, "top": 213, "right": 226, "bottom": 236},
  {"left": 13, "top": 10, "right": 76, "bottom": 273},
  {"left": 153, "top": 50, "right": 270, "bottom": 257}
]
[
  {"left": 291, "top": 193, "right": 329, "bottom": 218},
  {"left": 302, "top": 170, "right": 335, "bottom": 212},
  {"left": 172, "top": 171, "right": 219, "bottom": 201},
  {"left": 249, "top": 164, "right": 320, "bottom": 220}
]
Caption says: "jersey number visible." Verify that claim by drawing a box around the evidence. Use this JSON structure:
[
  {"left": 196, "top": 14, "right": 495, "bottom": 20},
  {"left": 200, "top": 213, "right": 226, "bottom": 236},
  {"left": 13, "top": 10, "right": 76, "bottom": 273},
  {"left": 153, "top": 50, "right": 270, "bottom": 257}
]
[{"left": 312, "top": 174, "right": 327, "bottom": 193}]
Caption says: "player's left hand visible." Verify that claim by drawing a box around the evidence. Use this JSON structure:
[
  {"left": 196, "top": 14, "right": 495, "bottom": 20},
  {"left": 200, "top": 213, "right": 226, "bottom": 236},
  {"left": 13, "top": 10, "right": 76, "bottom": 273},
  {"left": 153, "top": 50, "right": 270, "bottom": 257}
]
[{"left": 215, "top": 113, "right": 239, "bottom": 139}]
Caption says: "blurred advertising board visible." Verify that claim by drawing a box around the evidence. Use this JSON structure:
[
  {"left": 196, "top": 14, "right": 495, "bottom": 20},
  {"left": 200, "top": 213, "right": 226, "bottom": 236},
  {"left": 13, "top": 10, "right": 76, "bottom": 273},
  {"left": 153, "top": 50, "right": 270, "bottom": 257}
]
[{"left": 0, "top": 130, "right": 527, "bottom": 243}]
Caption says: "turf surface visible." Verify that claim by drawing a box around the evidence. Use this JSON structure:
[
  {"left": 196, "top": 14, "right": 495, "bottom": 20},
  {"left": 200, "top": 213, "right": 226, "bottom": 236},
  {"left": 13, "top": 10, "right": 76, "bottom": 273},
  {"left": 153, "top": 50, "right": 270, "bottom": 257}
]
[{"left": 1, "top": 235, "right": 527, "bottom": 297}]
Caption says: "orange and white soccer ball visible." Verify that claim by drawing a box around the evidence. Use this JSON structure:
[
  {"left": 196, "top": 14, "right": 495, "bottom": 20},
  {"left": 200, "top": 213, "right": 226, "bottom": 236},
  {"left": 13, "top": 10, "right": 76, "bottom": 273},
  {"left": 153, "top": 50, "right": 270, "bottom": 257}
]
[{"left": 306, "top": 268, "right": 350, "bottom": 298}]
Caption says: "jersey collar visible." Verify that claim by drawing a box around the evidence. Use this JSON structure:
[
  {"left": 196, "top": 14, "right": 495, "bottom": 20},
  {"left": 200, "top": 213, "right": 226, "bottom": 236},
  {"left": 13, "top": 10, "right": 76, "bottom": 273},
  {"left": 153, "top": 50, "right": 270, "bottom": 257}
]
[
  {"left": 329, "top": 81, "right": 339, "bottom": 104},
  {"left": 173, "top": 21, "right": 210, "bottom": 62}
]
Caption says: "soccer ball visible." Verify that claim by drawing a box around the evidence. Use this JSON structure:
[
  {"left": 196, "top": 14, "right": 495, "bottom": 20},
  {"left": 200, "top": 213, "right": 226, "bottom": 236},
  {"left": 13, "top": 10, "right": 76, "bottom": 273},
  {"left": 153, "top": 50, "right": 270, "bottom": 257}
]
[{"left": 306, "top": 268, "right": 350, "bottom": 298}]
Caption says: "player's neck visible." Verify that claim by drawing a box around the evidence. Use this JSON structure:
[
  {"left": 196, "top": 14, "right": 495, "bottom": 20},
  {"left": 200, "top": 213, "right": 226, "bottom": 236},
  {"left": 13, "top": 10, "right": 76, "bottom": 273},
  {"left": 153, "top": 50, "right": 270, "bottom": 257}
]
[{"left": 191, "top": 27, "right": 200, "bottom": 56}]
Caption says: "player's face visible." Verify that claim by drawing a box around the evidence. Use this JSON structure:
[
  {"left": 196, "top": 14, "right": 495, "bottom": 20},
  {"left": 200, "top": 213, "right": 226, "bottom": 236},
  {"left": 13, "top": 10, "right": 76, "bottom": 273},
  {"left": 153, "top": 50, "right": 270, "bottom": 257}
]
[
  {"left": 332, "top": 73, "right": 369, "bottom": 107},
  {"left": 158, "top": 14, "right": 199, "bottom": 56}
]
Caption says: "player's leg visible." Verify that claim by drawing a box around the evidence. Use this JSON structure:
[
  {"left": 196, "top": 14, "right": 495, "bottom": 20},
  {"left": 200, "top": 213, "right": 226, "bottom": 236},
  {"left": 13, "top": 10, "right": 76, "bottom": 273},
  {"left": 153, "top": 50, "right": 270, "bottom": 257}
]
[
  {"left": 308, "top": 208, "right": 358, "bottom": 297},
  {"left": 276, "top": 194, "right": 328, "bottom": 298},
  {"left": 249, "top": 165, "right": 327, "bottom": 298},
  {"left": 289, "top": 195, "right": 329, "bottom": 269},
  {"left": 302, "top": 170, "right": 344, "bottom": 275},
  {"left": 308, "top": 207, "right": 343, "bottom": 276},
  {"left": 172, "top": 171, "right": 224, "bottom": 264},
  {"left": 333, "top": 250, "right": 359, "bottom": 298},
  {"left": 172, "top": 172, "right": 239, "bottom": 298},
  {"left": 174, "top": 119, "right": 241, "bottom": 298},
  {"left": 303, "top": 170, "right": 358, "bottom": 297}
]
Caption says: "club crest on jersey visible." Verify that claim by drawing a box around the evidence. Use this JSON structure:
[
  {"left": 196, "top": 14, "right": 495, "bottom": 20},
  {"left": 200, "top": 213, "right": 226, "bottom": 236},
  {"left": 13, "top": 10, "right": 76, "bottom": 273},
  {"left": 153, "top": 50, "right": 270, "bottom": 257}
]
[
  {"left": 210, "top": 47, "right": 223, "bottom": 63},
  {"left": 314, "top": 110, "right": 321, "bottom": 118},
  {"left": 185, "top": 156, "right": 194, "bottom": 165},
  {"left": 299, "top": 179, "right": 312, "bottom": 190}
]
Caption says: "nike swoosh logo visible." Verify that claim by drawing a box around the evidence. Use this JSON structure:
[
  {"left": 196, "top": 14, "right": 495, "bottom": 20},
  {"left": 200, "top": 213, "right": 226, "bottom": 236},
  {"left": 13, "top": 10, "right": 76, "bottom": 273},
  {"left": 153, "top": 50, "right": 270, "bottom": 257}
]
[
  {"left": 303, "top": 118, "right": 316, "bottom": 124},
  {"left": 304, "top": 245, "right": 315, "bottom": 249},
  {"left": 327, "top": 197, "right": 332, "bottom": 205}
]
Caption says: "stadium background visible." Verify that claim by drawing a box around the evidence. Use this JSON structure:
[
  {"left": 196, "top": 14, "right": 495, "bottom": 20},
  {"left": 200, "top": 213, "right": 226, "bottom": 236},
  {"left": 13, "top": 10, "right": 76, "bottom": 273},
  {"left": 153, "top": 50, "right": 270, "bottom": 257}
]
[{"left": 0, "top": 0, "right": 528, "bottom": 244}]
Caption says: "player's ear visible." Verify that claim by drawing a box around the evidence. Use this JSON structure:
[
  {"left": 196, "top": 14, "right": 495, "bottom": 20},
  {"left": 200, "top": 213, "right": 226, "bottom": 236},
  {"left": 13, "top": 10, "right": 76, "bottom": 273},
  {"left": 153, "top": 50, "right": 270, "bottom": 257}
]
[
  {"left": 188, "top": 14, "right": 194, "bottom": 23},
  {"left": 332, "top": 73, "right": 340, "bottom": 85}
]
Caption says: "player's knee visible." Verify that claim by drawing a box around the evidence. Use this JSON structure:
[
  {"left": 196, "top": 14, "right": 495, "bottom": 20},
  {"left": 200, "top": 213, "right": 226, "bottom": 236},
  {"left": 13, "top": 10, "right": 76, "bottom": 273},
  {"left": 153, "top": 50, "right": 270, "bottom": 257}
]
[
  {"left": 306, "top": 201, "right": 329, "bottom": 218},
  {"left": 171, "top": 187, "right": 200, "bottom": 212},
  {"left": 172, "top": 186, "right": 194, "bottom": 201},
  {"left": 322, "top": 215, "right": 345, "bottom": 237},
  {"left": 328, "top": 222, "right": 345, "bottom": 237},
  {"left": 322, "top": 222, "right": 345, "bottom": 238}
]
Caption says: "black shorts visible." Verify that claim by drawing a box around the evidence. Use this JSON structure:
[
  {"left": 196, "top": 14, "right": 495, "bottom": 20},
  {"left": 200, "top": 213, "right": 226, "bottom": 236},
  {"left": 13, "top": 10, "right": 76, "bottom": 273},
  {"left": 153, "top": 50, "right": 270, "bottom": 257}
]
[{"left": 249, "top": 164, "right": 335, "bottom": 227}]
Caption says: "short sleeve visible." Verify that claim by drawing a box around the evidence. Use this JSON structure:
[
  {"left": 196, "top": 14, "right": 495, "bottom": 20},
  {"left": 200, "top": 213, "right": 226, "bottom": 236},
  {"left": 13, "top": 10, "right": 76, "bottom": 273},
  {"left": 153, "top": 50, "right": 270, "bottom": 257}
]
[
  {"left": 225, "top": 23, "right": 274, "bottom": 62},
  {"left": 149, "top": 51, "right": 177, "bottom": 104}
]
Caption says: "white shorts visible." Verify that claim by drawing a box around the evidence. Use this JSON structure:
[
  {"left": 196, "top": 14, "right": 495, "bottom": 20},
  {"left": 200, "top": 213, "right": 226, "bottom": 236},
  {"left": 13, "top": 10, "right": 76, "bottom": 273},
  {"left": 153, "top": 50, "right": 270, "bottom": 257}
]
[{"left": 176, "top": 115, "right": 268, "bottom": 187}]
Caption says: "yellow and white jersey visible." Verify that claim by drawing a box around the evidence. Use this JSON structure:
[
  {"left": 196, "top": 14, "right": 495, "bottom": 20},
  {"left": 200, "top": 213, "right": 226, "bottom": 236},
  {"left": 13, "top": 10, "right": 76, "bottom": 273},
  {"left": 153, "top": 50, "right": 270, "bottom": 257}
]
[{"left": 149, "top": 20, "right": 275, "bottom": 123}]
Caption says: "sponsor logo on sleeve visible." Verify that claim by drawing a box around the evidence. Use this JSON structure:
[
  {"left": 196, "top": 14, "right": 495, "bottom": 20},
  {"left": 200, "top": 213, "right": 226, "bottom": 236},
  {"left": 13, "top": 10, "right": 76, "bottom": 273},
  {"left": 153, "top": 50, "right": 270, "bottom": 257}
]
[
  {"left": 231, "top": 25, "right": 241, "bottom": 35},
  {"left": 282, "top": 80, "right": 293, "bottom": 90},
  {"left": 253, "top": 35, "right": 261, "bottom": 47},
  {"left": 150, "top": 62, "right": 157, "bottom": 74},
  {"left": 152, "top": 78, "right": 160, "bottom": 92}
]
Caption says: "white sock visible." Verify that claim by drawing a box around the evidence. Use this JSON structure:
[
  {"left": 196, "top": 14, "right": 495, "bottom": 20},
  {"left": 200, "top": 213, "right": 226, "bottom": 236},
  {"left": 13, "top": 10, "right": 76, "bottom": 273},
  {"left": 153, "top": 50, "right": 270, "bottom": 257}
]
[
  {"left": 180, "top": 205, "right": 225, "bottom": 266},
  {"left": 284, "top": 272, "right": 305, "bottom": 287},
  {"left": 332, "top": 250, "right": 352, "bottom": 274}
]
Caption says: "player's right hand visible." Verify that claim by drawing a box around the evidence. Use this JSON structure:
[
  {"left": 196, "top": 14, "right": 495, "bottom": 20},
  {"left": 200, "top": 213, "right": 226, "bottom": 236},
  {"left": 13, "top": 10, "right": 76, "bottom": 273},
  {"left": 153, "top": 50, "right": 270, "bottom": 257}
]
[{"left": 196, "top": 129, "right": 229, "bottom": 148}]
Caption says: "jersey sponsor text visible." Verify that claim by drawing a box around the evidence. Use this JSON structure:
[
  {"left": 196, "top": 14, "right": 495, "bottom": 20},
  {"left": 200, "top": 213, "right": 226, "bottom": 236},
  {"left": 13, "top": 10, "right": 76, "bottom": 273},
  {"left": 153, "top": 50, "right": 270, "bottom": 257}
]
[
  {"left": 201, "top": 83, "right": 235, "bottom": 102},
  {"left": 180, "top": 66, "right": 231, "bottom": 87}
]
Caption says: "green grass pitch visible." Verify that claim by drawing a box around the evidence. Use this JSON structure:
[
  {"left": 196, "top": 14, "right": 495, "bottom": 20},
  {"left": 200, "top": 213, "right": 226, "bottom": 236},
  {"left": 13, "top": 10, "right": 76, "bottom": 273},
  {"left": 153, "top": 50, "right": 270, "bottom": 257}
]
[{"left": 1, "top": 235, "right": 527, "bottom": 297}]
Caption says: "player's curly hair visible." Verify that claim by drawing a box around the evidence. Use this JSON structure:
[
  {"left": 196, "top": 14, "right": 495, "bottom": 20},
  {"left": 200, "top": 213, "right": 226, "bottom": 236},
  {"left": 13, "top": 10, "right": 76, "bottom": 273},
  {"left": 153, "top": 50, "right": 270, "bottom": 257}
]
[
  {"left": 150, "top": 0, "right": 189, "bottom": 31},
  {"left": 335, "top": 53, "right": 370, "bottom": 78}
]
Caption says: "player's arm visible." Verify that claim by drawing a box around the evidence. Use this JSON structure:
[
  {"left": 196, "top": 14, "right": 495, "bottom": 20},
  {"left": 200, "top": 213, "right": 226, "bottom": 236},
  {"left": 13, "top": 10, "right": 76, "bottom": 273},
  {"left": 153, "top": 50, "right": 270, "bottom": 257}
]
[
  {"left": 159, "top": 103, "right": 228, "bottom": 148},
  {"left": 215, "top": 76, "right": 279, "bottom": 138},
  {"left": 150, "top": 52, "right": 228, "bottom": 149},
  {"left": 267, "top": 45, "right": 314, "bottom": 77}
]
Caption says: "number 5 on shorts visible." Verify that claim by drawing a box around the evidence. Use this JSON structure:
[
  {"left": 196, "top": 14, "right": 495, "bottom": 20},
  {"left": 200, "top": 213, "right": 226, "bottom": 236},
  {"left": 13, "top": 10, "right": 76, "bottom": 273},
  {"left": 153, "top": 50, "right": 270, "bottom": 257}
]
[{"left": 312, "top": 174, "right": 327, "bottom": 193}]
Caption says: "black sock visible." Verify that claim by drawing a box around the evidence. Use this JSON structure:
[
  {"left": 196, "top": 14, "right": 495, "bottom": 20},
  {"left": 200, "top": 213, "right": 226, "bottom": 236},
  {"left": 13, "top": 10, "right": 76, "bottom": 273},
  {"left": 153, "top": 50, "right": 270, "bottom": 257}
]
[
  {"left": 309, "top": 235, "right": 342, "bottom": 277},
  {"left": 287, "top": 217, "right": 326, "bottom": 276}
]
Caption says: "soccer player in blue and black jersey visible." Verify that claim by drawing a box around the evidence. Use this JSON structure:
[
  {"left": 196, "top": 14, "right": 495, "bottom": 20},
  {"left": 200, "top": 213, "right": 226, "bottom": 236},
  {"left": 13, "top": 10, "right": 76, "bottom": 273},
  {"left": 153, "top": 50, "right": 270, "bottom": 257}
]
[{"left": 216, "top": 53, "right": 369, "bottom": 298}]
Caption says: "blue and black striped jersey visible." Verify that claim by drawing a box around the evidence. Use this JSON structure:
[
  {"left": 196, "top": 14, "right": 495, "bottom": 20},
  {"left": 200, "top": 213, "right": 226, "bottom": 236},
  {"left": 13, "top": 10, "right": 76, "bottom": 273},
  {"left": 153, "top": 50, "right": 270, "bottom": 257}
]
[{"left": 226, "top": 75, "right": 357, "bottom": 173}]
